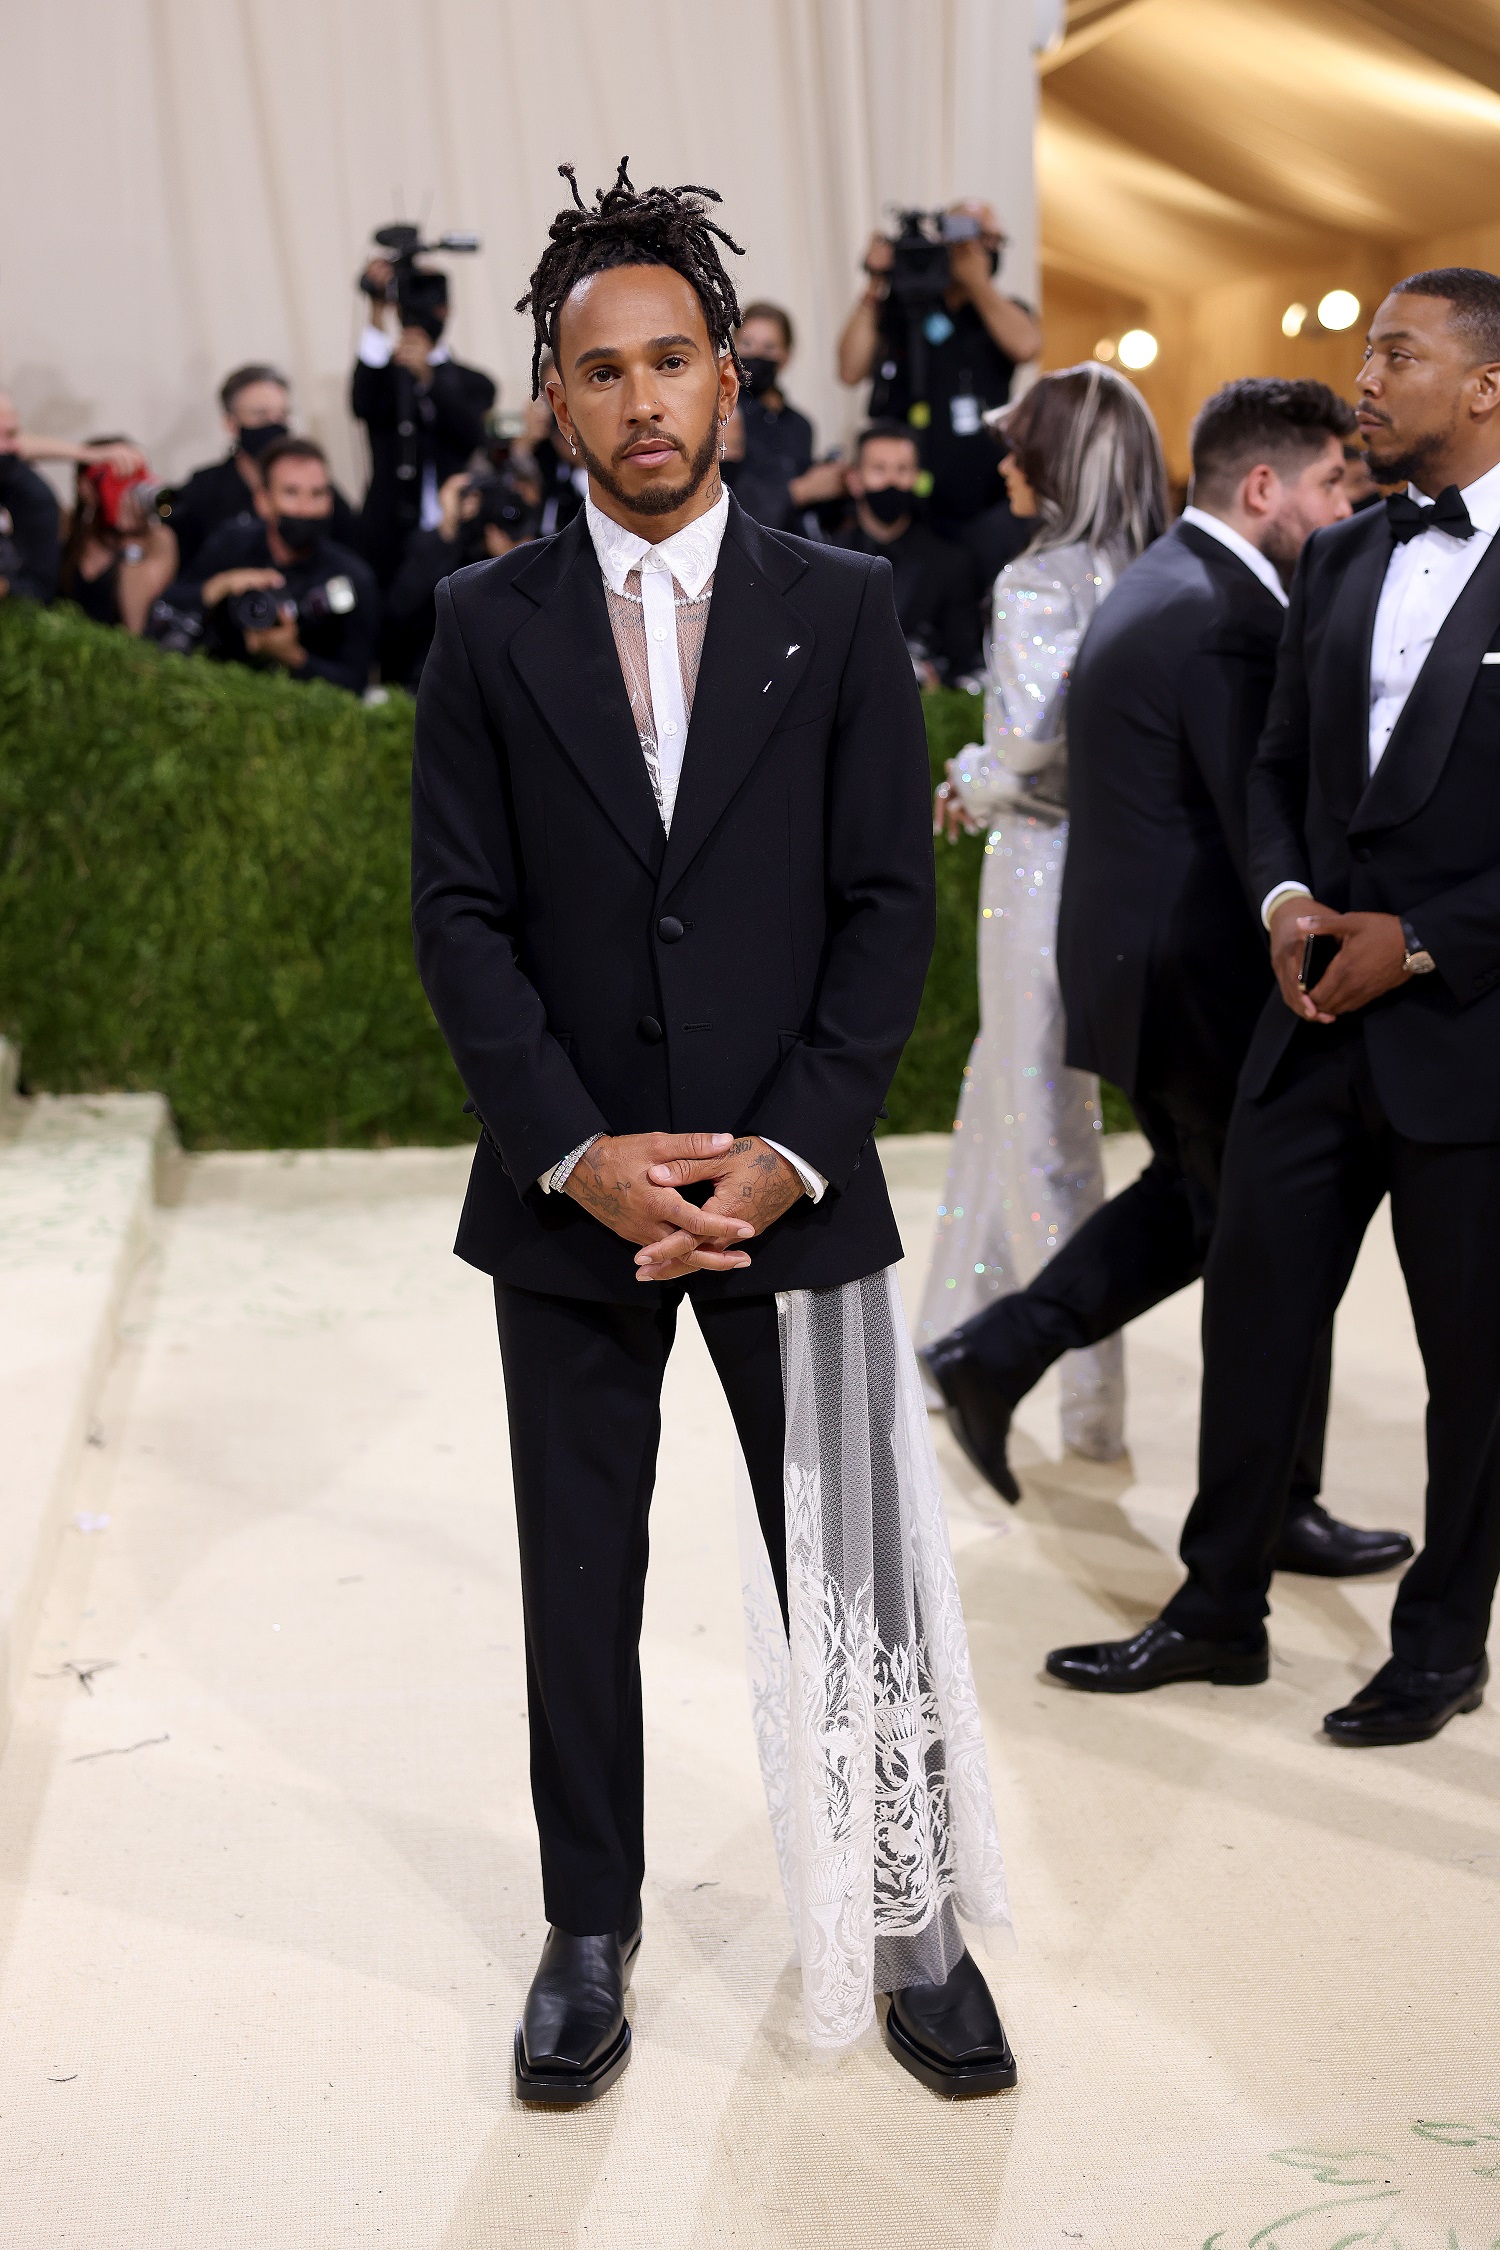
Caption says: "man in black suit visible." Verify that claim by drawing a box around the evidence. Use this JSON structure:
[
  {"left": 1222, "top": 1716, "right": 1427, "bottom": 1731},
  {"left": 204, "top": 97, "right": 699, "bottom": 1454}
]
[
  {"left": 412, "top": 167, "right": 1014, "bottom": 2104},
  {"left": 837, "top": 423, "right": 984, "bottom": 685},
  {"left": 926, "top": 379, "right": 1407, "bottom": 1579},
  {"left": 1047, "top": 269, "right": 1500, "bottom": 1742}
]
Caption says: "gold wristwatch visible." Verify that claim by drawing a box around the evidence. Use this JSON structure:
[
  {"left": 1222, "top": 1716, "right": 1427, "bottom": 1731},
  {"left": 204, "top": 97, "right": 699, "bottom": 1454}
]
[{"left": 1400, "top": 918, "right": 1435, "bottom": 976}]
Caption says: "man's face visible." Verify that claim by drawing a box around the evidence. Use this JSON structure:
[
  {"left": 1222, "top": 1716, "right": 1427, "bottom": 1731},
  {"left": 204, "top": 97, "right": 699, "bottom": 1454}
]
[
  {"left": 0, "top": 392, "right": 19, "bottom": 456},
  {"left": 547, "top": 264, "right": 736, "bottom": 522},
  {"left": 851, "top": 436, "right": 920, "bottom": 498},
  {"left": 227, "top": 380, "right": 291, "bottom": 438},
  {"left": 736, "top": 315, "right": 788, "bottom": 372},
  {"left": 256, "top": 456, "right": 333, "bottom": 525},
  {"left": 1261, "top": 434, "right": 1351, "bottom": 576},
  {"left": 1356, "top": 292, "right": 1499, "bottom": 487}
]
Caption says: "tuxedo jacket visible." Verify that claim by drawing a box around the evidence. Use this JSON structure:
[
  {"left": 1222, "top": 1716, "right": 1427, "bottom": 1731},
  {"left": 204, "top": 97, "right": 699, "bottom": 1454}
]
[
  {"left": 1057, "top": 521, "right": 1285, "bottom": 1101},
  {"left": 411, "top": 494, "right": 935, "bottom": 1302},
  {"left": 1245, "top": 504, "right": 1500, "bottom": 1142}
]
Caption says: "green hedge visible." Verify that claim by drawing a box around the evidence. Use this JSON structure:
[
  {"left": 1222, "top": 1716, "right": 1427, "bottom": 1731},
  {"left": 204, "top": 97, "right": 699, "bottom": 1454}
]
[{"left": 0, "top": 601, "right": 1125, "bottom": 1147}]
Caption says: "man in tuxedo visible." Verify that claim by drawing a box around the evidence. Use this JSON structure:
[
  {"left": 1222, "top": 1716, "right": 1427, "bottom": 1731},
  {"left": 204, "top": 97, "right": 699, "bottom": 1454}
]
[
  {"left": 412, "top": 164, "right": 1015, "bottom": 2104},
  {"left": 926, "top": 377, "right": 1408, "bottom": 1581},
  {"left": 1047, "top": 269, "right": 1500, "bottom": 1741}
]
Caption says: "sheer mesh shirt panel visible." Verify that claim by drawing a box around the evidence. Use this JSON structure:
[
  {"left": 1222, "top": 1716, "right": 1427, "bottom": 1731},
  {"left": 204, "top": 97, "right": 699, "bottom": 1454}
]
[{"left": 602, "top": 568, "right": 714, "bottom": 822}]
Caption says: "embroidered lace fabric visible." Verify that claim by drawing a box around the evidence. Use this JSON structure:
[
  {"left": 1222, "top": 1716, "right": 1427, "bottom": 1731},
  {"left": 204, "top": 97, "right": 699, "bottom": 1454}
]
[
  {"left": 738, "top": 1266, "right": 1013, "bottom": 2048},
  {"left": 602, "top": 570, "right": 713, "bottom": 825}
]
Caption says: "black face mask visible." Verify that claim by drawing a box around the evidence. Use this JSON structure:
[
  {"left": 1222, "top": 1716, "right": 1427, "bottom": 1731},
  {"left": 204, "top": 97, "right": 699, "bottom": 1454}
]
[
  {"left": 739, "top": 355, "right": 781, "bottom": 400},
  {"left": 863, "top": 483, "right": 913, "bottom": 526},
  {"left": 238, "top": 421, "right": 289, "bottom": 460},
  {"left": 413, "top": 309, "right": 446, "bottom": 343},
  {"left": 275, "top": 513, "right": 324, "bottom": 556}
]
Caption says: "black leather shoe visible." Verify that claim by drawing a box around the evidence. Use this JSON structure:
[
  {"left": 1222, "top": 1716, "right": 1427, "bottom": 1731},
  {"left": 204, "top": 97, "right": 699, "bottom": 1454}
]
[
  {"left": 513, "top": 1921, "right": 642, "bottom": 2107},
  {"left": 1046, "top": 1616, "right": 1269, "bottom": 1693},
  {"left": 882, "top": 1948, "right": 1017, "bottom": 2098},
  {"left": 919, "top": 1336, "right": 1021, "bottom": 1504},
  {"left": 1273, "top": 1502, "right": 1414, "bottom": 1579},
  {"left": 1324, "top": 1653, "right": 1488, "bottom": 1746}
]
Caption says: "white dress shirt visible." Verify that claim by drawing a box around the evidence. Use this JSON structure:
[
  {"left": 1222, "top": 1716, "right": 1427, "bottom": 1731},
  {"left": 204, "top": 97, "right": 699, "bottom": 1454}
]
[
  {"left": 1180, "top": 505, "right": 1289, "bottom": 609},
  {"left": 356, "top": 322, "right": 452, "bottom": 530},
  {"left": 1260, "top": 460, "right": 1500, "bottom": 928},
  {"left": 540, "top": 488, "right": 826, "bottom": 1204}
]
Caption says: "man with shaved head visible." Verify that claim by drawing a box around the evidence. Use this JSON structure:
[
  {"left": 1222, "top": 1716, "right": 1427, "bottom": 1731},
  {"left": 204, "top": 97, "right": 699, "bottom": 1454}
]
[{"left": 1048, "top": 269, "right": 1500, "bottom": 1748}]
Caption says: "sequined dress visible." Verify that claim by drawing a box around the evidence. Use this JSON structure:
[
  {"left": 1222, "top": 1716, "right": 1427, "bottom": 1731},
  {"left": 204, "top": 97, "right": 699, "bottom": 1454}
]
[{"left": 917, "top": 539, "right": 1126, "bottom": 1458}]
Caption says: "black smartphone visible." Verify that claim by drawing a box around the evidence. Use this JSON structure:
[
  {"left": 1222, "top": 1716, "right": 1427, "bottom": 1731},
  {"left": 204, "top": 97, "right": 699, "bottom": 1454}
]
[{"left": 1299, "top": 931, "right": 1339, "bottom": 990}]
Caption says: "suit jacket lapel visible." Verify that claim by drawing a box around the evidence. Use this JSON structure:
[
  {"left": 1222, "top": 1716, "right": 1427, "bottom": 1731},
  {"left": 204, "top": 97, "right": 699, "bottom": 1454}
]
[
  {"left": 1321, "top": 515, "right": 1391, "bottom": 825},
  {"left": 658, "top": 500, "right": 814, "bottom": 894},
  {"left": 1350, "top": 524, "right": 1500, "bottom": 836},
  {"left": 509, "top": 515, "right": 665, "bottom": 879}
]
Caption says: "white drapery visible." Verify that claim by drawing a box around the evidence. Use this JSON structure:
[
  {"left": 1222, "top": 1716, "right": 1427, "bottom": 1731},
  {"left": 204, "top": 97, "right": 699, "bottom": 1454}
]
[
  {"left": 1, "top": 1, "right": 1039, "bottom": 503},
  {"left": 739, "top": 1268, "right": 1013, "bottom": 2051}
]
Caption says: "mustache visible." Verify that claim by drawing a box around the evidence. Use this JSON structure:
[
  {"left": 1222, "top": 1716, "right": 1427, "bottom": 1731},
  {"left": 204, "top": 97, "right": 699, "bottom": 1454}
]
[{"left": 617, "top": 431, "right": 686, "bottom": 464}]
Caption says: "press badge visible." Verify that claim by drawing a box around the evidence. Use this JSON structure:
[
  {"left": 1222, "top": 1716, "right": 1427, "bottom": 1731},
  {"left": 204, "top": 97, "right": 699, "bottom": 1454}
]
[{"left": 950, "top": 395, "right": 982, "bottom": 437}]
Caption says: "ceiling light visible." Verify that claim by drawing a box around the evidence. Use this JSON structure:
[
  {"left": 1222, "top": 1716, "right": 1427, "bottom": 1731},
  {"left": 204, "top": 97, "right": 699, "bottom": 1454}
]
[
  {"left": 1318, "top": 290, "right": 1360, "bottom": 332},
  {"left": 1117, "top": 329, "right": 1158, "bottom": 370},
  {"left": 1282, "top": 302, "right": 1308, "bottom": 338},
  {"left": 1094, "top": 336, "right": 1117, "bottom": 361}
]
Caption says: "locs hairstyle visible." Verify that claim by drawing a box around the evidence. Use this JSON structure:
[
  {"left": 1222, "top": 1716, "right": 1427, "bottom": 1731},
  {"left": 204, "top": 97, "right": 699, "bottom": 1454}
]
[{"left": 515, "top": 158, "right": 746, "bottom": 398}]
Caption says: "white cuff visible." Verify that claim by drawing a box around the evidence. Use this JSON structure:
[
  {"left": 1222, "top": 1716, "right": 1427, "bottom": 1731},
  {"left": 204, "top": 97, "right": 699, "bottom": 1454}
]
[
  {"left": 358, "top": 324, "right": 394, "bottom": 369},
  {"left": 1260, "top": 880, "right": 1312, "bottom": 931},
  {"left": 540, "top": 1133, "right": 602, "bottom": 1195},
  {"left": 763, "top": 1139, "right": 827, "bottom": 1204}
]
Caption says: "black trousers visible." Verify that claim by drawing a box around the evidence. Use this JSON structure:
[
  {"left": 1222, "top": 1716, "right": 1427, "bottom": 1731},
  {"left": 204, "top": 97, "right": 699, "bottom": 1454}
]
[
  {"left": 494, "top": 1282, "right": 786, "bottom": 1938},
  {"left": 956, "top": 1016, "right": 1332, "bottom": 1513},
  {"left": 1163, "top": 1026, "right": 1500, "bottom": 1670}
]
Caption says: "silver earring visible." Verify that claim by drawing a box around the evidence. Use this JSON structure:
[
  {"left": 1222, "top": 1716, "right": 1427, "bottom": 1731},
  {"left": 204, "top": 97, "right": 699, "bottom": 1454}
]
[{"left": 568, "top": 435, "right": 577, "bottom": 455}]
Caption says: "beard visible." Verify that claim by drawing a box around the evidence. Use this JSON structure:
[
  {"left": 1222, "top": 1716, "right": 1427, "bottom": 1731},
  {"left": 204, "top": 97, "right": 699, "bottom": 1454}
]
[
  {"left": 574, "top": 409, "right": 720, "bottom": 517},
  {"left": 1361, "top": 408, "right": 1458, "bottom": 492}
]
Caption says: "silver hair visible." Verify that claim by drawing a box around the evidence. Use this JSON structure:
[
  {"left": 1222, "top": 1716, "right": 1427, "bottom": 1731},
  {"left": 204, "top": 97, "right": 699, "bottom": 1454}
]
[{"left": 1001, "top": 360, "right": 1168, "bottom": 576}]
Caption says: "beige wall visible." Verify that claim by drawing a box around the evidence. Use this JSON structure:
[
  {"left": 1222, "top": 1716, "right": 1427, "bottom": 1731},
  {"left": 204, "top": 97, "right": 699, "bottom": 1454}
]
[{"left": 0, "top": 0, "right": 1040, "bottom": 506}]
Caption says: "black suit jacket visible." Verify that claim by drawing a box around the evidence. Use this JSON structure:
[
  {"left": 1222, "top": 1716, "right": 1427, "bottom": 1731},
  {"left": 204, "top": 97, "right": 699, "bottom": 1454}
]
[
  {"left": 1245, "top": 504, "right": 1500, "bottom": 1141},
  {"left": 411, "top": 495, "right": 935, "bottom": 1301},
  {"left": 1058, "top": 520, "right": 1285, "bottom": 1099},
  {"left": 352, "top": 355, "right": 496, "bottom": 582}
]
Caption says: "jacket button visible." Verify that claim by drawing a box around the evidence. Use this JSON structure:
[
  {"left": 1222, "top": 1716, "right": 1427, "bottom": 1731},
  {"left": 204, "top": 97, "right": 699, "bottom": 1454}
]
[
  {"left": 1354, "top": 845, "right": 1372, "bottom": 863},
  {"left": 656, "top": 915, "right": 685, "bottom": 943},
  {"left": 637, "top": 1015, "right": 664, "bottom": 1043}
]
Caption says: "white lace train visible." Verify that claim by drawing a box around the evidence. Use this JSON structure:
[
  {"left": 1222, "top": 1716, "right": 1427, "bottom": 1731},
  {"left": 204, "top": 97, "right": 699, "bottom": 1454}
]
[{"left": 737, "top": 1266, "right": 1013, "bottom": 2049}]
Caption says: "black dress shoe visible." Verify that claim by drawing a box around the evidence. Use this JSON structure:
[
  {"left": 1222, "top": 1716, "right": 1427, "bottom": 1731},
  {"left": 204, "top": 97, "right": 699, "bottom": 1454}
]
[
  {"left": 1324, "top": 1653, "right": 1488, "bottom": 1746},
  {"left": 513, "top": 1921, "right": 642, "bottom": 2107},
  {"left": 920, "top": 1336, "right": 1021, "bottom": 1504},
  {"left": 1273, "top": 1502, "right": 1414, "bottom": 1579},
  {"left": 882, "top": 1948, "right": 1017, "bottom": 2099},
  {"left": 1046, "top": 1616, "right": 1269, "bottom": 1693}
]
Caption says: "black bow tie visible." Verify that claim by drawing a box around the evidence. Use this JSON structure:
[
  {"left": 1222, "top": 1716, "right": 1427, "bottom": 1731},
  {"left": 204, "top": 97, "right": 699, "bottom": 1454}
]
[{"left": 1386, "top": 486, "right": 1476, "bottom": 544}]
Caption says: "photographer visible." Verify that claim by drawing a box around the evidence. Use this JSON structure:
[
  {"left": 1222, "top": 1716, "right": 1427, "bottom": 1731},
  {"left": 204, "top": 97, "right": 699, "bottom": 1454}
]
[
  {"left": 352, "top": 256, "right": 495, "bottom": 585},
  {"left": 503, "top": 355, "right": 588, "bottom": 535},
  {"left": 165, "top": 364, "right": 360, "bottom": 570},
  {"left": 382, "top": 469, "right": 534, "bottom": 688},
  {"left": 835, "top": 423, "right": 982, "bottom": 687},
  {"left": 0, "top": 389, "right": 62, "bottom": 603},
  {"left": 837, "top": 200, "right": 1040, "bottom": 530},
  {"left": 59, "top": 440, "right": 178, "bottom": 633},
  {"left": 721, "top": 302, "right": 845, "bottom": 533},
  {"left": 167, "top": 437, "right": 377, "bottom": 693}
]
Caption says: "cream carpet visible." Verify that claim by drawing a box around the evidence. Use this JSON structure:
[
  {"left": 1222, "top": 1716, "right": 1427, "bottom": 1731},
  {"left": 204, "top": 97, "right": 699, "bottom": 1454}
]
[{"left": 2, "top": 1134, "right": 1497, "bottom": 2250}]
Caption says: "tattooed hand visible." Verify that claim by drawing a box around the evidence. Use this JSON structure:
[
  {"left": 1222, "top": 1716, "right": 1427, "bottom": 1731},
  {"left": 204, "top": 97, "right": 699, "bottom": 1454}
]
[
  {"left": 564, "top": 1131, "right": 755, "bottom": 1272},
  {"left": 633, "top": 1136, "right": 804, "bottom": 1282}
]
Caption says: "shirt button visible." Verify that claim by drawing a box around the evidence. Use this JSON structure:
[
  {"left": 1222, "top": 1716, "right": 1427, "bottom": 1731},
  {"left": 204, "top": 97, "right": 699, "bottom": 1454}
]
[
  {"left": 653, "top": 626, "right": 667, "bottom": 641},
  {"left": 664, "top": 720, "right": 678, "bottom": 734}
]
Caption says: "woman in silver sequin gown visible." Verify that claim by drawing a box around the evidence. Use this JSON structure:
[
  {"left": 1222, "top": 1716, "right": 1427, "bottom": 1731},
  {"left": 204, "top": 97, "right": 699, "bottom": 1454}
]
[{"left": 918, "top": 364, "right": 1168, "bottom": 1457}]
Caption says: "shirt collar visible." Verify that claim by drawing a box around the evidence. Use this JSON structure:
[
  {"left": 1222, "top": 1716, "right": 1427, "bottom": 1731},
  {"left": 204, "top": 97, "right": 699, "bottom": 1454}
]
[
  {"left": 1404, "top": 457, "right": 1500, "bottom": 537},
  {"left": 585, "top": 488, "right": 729, "bottom": 599},
  {"left": 1180, "top": 505, "right": 1289, "bottom": 608}
]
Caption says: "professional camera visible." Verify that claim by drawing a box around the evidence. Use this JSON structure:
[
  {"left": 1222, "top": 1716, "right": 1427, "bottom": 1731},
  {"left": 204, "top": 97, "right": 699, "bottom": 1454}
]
[
  {"left": 885, "top": 209, "right": 988, "bottom": 317},
  {"left": 144, "top": 597, "right": 205, "bottom": 654},
  {"left": 459, "top": 473, "right": 533, "bottom": 562},
  {"left": 359, "top": 221, "right": 481, "bottom": 332},
  {"left": 227, "top": 573, "right": 358, "bottom": 636}
]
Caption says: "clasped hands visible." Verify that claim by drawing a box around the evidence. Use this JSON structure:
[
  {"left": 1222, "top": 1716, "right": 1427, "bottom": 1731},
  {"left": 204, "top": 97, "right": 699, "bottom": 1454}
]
[
  {"left": 565, "top": 1131, "right": 803, "bottom": 1283},
  {"left": 1269, "top": 896, "right": 1413, "bottom": 1023}
]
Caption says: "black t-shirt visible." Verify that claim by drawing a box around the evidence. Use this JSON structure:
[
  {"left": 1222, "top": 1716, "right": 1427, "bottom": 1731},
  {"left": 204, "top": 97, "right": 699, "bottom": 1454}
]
[
  {"left": 0, "top": 456, "right": 61, "bottom": 603},
  {"left": 868, "top": 295, "right": 1027, "bottom": 526},
  {"left": 166, "top": 518, "right": 379, "bottom": 695},
  {"left": 164, "top": 454, "right": 362, "bottom": 571},
  {"left": 725, "top": 393, "right": 815, "bottom": 533},
  {"left": 836, "top": 517, "right": 982, "bottom": 684}
]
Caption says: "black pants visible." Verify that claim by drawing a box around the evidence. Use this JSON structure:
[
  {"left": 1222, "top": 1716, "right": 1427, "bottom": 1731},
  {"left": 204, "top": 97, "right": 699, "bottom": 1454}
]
[
  {"left": 494, "top": 1282, "right": 786, "bottom": 1938},
  {"left": 1163, "top": 1026, "right": 1500, "bottom": 1670},
  {"left": 955, "top": 1025, "right": 1331, "bottom": 1513}
]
